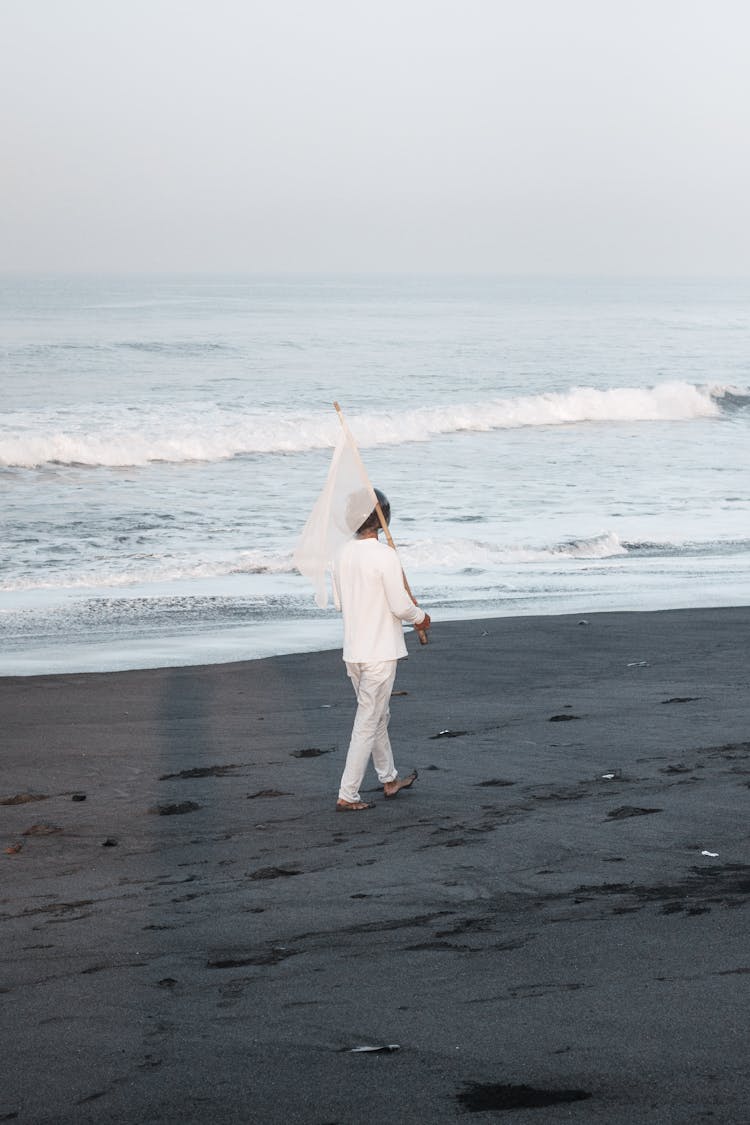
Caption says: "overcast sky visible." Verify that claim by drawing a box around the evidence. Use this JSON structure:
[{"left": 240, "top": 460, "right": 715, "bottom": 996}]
[{"left": 2, "top": 0, "right": 749, "bottom": 274}]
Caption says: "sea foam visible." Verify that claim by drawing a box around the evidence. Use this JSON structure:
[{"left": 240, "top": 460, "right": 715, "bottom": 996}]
[
  {"left": 0, "top": 532, "right": 714, "bottom": 593},
  {"left": 0, "top": 382, "right": 730, "bottom": 469}
]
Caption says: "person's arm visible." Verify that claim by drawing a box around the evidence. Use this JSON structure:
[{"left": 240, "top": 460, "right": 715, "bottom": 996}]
[{"left": 381, "top": 549, "right": 428, "bottom": 626}]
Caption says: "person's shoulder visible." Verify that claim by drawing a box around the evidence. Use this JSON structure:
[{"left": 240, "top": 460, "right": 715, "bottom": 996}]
[
  {"left": 341, "top": 537, "right": 394, "bottom": 566},
  {"left": 349, "top": 537, "right": 385, "bottom": 553},
  {"left": 371, "top": 539, "right": 399, "bottom": 568}
]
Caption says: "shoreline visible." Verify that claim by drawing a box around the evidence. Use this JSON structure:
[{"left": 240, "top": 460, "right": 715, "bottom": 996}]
[
  {"left": 3, "top": 597, "right": 750, "bottom": 679},
  {"left": 2, "top": 605, "right": 749, "bottom": 1123}
]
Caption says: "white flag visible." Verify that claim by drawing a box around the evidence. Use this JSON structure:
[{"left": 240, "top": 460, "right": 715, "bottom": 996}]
[{"left": 293, "top": 426, "right": 378, "bottom": 608}]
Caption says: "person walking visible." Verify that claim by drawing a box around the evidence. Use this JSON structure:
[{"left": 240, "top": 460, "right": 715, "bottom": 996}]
[{"left": 333, "top": 488, "right": 431, "bottom": 811}]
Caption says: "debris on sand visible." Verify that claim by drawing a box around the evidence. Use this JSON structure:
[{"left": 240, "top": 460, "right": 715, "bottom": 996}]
[
  {"left": 607, "top": 806, "right": 662, "bottom": 820},
  {"left": 248, "top": 866, "right": 300, "bottom": 881},
  {"left": 148, "top": 801, "right": 201, "bottom": 816},
  {"left": 1, "top": 792, "right": 49, "bottom": 806},
  {"left": 348, "top": 1044, "right": 400, "bottom": 1054},
  {"left": 159, "top": 765, "right": 239, "bottom": 780},
  {"left": 457, "top": 1082, "right": 591, "bottom": 1111}
]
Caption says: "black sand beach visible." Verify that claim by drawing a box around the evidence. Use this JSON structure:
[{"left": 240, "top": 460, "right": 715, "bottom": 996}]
[{"left": 2, "top": 608, "right": 749, "bottom": 1124}]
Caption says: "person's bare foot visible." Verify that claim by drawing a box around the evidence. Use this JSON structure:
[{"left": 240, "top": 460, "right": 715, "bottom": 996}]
[
  {"left": 336, "top": 798, "right": 373, "bottom": 811},
  {"left": 383, "top": 769, "right": 418, "bottom": 799}
]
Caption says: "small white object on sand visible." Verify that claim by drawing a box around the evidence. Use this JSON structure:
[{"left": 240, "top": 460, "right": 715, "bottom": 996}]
[{"left": 349, "top": 1044, "right": 400, "bottom": 1053}]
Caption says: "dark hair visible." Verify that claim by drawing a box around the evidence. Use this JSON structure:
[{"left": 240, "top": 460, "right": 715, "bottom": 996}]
[{"left": 357, "top": 488, "right": 391, "bottom": 534}]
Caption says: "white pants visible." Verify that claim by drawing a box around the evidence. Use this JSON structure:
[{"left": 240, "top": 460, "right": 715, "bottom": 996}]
[{"left": 338, "top": 660, "right": 399, "bottom": 803}]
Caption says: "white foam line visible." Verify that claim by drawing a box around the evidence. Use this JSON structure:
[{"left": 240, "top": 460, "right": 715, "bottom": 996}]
[{"left": 0, "top": 381, "right": 732, "bottom": 469}]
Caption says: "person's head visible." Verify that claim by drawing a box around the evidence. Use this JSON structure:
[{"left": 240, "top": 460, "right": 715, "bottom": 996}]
[{"left": 347, "top": 487, "right": 391, "bottom": 535}]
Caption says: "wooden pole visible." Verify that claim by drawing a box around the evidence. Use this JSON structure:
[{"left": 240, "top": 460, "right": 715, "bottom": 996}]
[{"left": 333, "top": 401, "right": 428, "bottom": 646}]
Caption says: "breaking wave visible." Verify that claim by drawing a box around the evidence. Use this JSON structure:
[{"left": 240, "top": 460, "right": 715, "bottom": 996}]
[
  {"left": 0, "top": 549, "right": 294, "bottom": 593},
  {"left": 0, "top": 382, "right": 740, "bottom": 469},
  {"left": 7, "top": 531, "right": 745, "bottom": 594},
  {"left": 401, "top": 532, "right": 629, "bottom": 569}
]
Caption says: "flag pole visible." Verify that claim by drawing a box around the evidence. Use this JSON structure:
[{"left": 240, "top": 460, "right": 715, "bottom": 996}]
[{"left": 334, "top": 402, "right": 428, "bottom": 646}]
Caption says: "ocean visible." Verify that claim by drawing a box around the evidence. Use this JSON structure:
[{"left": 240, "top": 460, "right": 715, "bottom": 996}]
[{"left": 1, "top": 274, "right": 749, "bottom": 675}]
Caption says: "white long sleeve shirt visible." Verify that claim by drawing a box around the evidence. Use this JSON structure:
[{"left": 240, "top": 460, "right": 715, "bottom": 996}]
[{"left": 333, "top": 537, "right": 425, "bottom": 663}]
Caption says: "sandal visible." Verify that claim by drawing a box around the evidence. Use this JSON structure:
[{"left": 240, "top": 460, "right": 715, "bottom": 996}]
[
  {"left": 336, "top": 799, "right": 374, "bottom": 812},
  {"left": 383, "top": 769, "right": 418, "bottom": 799}
]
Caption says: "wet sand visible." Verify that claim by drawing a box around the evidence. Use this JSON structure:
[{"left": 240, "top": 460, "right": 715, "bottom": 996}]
[{"left": 2, "top": 607, "right": 749, "bottom": 1124}]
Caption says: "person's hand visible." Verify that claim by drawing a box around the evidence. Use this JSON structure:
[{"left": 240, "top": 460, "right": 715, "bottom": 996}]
[{"left": 417, "top": 612, "right": 431, "bottom": 630}]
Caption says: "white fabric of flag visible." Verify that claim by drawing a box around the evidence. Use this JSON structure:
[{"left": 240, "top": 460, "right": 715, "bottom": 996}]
[{"left": 293, "top": 427, "right": 378, "bottom": 608}]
